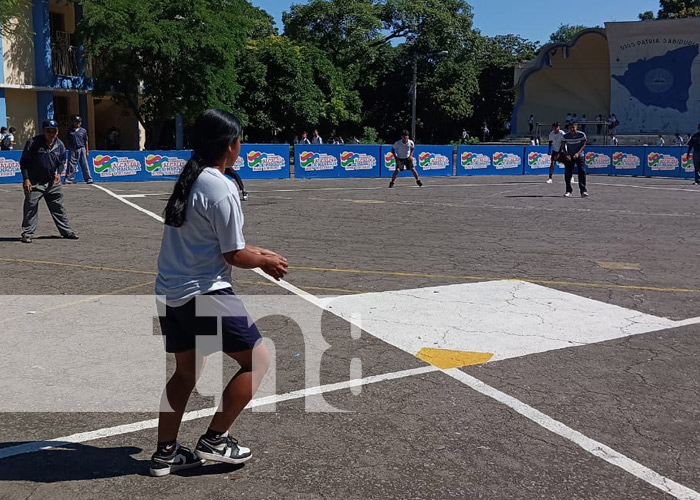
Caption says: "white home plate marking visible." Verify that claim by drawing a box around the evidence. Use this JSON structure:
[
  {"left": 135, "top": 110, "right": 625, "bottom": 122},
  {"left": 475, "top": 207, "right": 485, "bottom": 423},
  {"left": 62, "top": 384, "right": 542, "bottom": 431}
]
[{"left": 324, "top": 280, "right": 678, "bottom": 362}]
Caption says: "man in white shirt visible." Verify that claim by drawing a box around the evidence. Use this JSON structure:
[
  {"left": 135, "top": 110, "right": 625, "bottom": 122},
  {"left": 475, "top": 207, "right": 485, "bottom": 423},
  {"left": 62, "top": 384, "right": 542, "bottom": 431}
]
[
  {"left": 547, "top": 122, "right": 565, "bottom": 184},
  {"left": 388, "top": 130, "right": 422, "bottom": 188},
  {"left": 312, "top": 129, "right": 323, "bottom": 144},
  {"left": 673, "top": 133, "right": 685, "bottom": 146},
  {"left": 299, "top": 131, "right": 311, "bottom": 145},
  {"left": 656, "top": 135, "right": 665, "bottom": 146}
]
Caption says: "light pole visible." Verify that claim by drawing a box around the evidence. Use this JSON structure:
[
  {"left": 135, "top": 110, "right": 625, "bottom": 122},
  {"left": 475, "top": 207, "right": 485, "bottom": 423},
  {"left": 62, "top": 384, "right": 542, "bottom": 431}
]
[{"left": 411, "top": 50, "right": 448, "bottom": 142}]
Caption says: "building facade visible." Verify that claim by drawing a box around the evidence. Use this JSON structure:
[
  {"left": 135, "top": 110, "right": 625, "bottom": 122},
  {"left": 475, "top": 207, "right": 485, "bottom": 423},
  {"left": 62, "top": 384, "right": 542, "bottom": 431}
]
[{"left": 0, "top": 0, "right": 142, "bottom": 149}]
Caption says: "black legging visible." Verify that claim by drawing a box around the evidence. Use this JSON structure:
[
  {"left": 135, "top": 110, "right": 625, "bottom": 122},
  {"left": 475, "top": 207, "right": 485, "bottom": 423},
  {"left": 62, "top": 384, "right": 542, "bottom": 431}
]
[{"left": 224, "top": 167, "right": 245, "bottom": 193}]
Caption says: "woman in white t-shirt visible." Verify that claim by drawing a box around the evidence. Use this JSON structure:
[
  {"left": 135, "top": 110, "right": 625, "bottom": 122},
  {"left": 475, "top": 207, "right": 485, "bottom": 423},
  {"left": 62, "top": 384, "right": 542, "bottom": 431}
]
[{"left": 150, "top": 109, "right": 288, "bottom": 477}]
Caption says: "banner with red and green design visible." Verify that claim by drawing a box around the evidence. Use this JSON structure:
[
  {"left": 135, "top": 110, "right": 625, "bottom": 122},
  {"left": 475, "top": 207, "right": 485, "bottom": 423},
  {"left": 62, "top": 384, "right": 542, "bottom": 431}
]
[
  {"left": 381, "top": 145, "right": 453, "bottom": 177},
  {"left": 295, "top": 145, "right": 380, "bottom": 178}
]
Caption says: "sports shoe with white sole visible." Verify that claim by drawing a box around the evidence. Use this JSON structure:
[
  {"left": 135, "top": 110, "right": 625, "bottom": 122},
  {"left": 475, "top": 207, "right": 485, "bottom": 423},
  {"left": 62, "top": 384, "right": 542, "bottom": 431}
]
[
  {"left": 581, "top": 191, "right": 589, "bottom": 197},
  {"left": 546, "top": 178, "right": 553, "bottom": 184},
  {"left": 149, "top": 442, "right": 203, "bottom": 477},
  {"left": 195, "top": 432, "right": 252, "bottom": 465},
  {"left": 563, "top": 192, "right": 572, "bottom": 197}
]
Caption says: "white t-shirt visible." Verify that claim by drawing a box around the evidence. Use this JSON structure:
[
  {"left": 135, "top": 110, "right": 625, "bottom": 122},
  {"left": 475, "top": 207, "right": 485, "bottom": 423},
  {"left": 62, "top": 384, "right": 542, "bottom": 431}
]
[
  {"left": 312, "top": 135, "right": 323, "bottom": 144},
  {"left": 155, "top": 168, "right": 246, "bottom": 305},
  {"left": 393, "top": 139, "right": 415, "bottom": 159},
  {"left": 548, "top": 130, "right": 565, "bottom": 151}
]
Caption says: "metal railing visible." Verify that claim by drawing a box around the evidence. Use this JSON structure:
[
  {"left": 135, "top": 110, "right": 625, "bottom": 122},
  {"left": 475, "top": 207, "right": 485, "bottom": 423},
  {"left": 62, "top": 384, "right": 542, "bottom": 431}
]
[{"left": 51, "top": 30, "right": 79, "bottom": 77}]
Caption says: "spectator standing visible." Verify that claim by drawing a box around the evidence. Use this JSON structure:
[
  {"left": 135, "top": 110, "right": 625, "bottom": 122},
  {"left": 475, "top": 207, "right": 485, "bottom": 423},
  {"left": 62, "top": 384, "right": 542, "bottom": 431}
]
[
  {"left": 610, "top": 134, "right": 619, "bottom": 146},
  {"left": 19, "top": 119, "right": 79, "bottom": 243},
  {"left": 388, "top": 130, "right": 422, "bottom": 188},
  {"left": 608, "top": 114, "right": 619, "bottom": 134},
  {"left": 656, "top": 135, "right": 665, "bottom": 146},
  {"left": 560, "top": 122, "right": 588, "bottom": 198},
  {"left": 673, "top": 133, "right": 685, "bottom": 146},
  {"left": 108, "top": 127, "right": 121, "bottom": 149},
  {"left": 481, "top": 122, "right": 490, "bottom": 142},
  {"left": 687, "top": 123, "right": 700, "bottom": 185},
  {"left": 580, "top": 114, "right": 587, "bottom": 132},
  {"left": 299, "top": 131, "right": 311, "bottom": 145},
  {"left": 565, "top": 113, "right": 572, "bottom": 126},
  {"left": 529, "top": 115, "right": 535, "bottom": 134},
  {"left": 1, "top": 126, "right": 16, "bottom": 150},
  {"left": 65, "top": 116, "right": 93, "bottom": 184},
  {"left": 596, "top": 114, "right": 604, "bottom": 135},
  {"left": 461, "top": 128, "right": 470, "bottom": 144},
  {"left": 312, "top": 129, "right": 323, "bottom": 145}
]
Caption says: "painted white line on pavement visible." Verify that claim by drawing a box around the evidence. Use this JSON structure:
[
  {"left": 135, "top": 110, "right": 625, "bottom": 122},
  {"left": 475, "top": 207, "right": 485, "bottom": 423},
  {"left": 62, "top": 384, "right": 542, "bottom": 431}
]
[
  {"left": 91, "top": 183, "right": 700, "bottom": 498},
  {"left": 674, "top": 316, "right": 700, "bottom": 327},
  {"left": 0, "top": 365, "right": 438, "bottom": 460},
  {"left": 445, "top": 368, "right": 700, "bottom": 500},
  {"left": 594, "top": 181, "right": 699, "bottom": 193},
  {"left": 93, "top": 184, "right": 166, "bottom": 223}
]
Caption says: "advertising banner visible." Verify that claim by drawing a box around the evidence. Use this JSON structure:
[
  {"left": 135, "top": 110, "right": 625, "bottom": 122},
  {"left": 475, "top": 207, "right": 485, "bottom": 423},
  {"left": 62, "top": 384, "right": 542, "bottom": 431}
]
[
  {"left": 611, "top": 147, "right": 645, "bottom": 176},
  {"left": 584, "top": 147, "right": 613, "bottom": 176},
  {"left": 381, "top": 145, "right": 453, "bottom": 177},
  {"left": 232, "top": 144, "right": 291, "bottom": 179},
  {"left": 0, "top": 151, "right": 23, "bottom": 184},
  {"left": 295, "top": 145, "right": 380, "bottom": 179},
  {"left": 644, "top": 147, "right": 681, "bottom": 177},
  {"left": 523, "top": 146, "right": 565, "bottom": 176},
  {"left": 457, "top": 145, "right": 524, "bottom": 176},
  {"left": 681, "top": 149, "right": 695, "bottom": 179}
]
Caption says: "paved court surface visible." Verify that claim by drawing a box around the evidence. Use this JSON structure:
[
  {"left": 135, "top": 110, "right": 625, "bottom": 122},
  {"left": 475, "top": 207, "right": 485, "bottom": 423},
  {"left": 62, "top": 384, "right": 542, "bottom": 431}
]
[{"left": 0, "top": 175, "right": 699, "bottom": 499}]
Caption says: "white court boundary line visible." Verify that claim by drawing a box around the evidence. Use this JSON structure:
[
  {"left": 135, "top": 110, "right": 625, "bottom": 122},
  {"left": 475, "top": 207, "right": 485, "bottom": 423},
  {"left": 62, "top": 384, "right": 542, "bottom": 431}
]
[
  {"left": 594, "top": 181, "right": 700, "bottom": 193},
  {"left": 0, "top": 366, "right": 437, "bottom": 460},
  {"left": 12, "top": 183, "right": 694, "bottom": 498}
]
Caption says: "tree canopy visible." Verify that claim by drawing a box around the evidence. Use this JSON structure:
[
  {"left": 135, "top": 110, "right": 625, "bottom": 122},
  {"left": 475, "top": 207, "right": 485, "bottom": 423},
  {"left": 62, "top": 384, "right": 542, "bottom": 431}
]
[
  {"left": 639, "top": 0, "right": 700, "bottom": 19},
  {"left": 548, "top": 24, "right": 590, "bottom": 44}
]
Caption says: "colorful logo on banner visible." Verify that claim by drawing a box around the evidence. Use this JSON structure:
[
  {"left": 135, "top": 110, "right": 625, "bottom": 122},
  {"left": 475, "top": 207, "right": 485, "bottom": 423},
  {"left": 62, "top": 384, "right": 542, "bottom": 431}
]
[
  {"left": 0, "top": 157, "right": 20, "bottom": 177},
  {"left": 299, "top": 151, "right": 337, "bottom": 171},
  {"left": 418, "top": 152, "right": 449, "bottom": 170},
  {"left": 612, "top": 152, "right": 641, "bottom": 169},
  {"left": 340, "top": 151, "right": 376, "bottom": 171},
  {"left": 682, "top": 152, "right": 694, "bottom": 172},
  {"left": 231, "top": 156, "right": 245, "bottom": 171},
  {"left": 145, "top": 154, "right": 187, "bottom": 176},
  {"left": 585, "top": 152, "right": 611, "bottom": 168},
  {"left": 647, "top": 151, "right": 679, "bottom": 171},
  {"left": 527, "top": 152, "right": 550, "bottom": 169},
  {"left": 493, "top": 152, "right": 521, "bottom": 169},
  {"left": 93, "top": 155, "right": 142, "bottom": 176},
  {"left": 385, "top": 152, "right": 396, "bottom": 169},
  {"left": 247, "top": 151, "right": 286, "bottom": 172},
  {"left": 461, "top": 152, "right": 490, "bottom": 170}
]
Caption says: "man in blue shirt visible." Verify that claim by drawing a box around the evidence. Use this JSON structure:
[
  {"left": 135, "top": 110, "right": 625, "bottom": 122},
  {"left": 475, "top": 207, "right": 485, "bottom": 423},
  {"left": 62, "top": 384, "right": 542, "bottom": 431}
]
[
  {"left": 559, "top": 122, "right": 588, "bottom": 197},
  {"left": 20, "top": 119, "right": 79, "bottom": 243},
  {"left": 65, "top": 115, "right": 93, "bottom": 184}
]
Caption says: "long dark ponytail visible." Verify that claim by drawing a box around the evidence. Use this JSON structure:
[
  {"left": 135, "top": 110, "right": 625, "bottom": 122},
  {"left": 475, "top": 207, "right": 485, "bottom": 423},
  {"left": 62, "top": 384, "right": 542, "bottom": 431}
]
[{"left": 164, "top": 109, "right": 243, "bottom": 227}]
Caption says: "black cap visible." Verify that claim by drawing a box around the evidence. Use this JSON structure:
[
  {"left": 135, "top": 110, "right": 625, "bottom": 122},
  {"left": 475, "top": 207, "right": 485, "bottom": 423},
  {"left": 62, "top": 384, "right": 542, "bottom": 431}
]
[
  {"left": 73, "top": 115, "right": 82, "bottom": 122},
  {"left": 42, "top": 119, "right": 59, "bottom": 129}
]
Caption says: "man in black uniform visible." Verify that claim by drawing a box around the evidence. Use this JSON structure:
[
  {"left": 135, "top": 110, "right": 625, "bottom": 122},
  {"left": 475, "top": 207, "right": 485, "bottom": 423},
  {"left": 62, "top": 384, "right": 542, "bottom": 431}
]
[
  {"left": 687, "top": 123, "right": 700, "bottom": 185},
  {"left": 20, "top": 119, "right": 79, "bottom": 243}
]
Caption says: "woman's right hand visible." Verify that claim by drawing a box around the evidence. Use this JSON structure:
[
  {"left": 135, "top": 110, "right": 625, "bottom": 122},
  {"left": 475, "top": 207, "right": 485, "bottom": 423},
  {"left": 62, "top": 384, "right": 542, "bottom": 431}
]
[{"left": 261, "top": 255, "right": 288, "bottom": 281}]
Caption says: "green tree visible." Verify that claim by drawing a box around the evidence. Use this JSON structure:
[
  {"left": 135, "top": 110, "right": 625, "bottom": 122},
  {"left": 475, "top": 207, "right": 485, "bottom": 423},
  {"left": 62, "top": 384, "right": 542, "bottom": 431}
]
[
  {"left": 657, "top": 0, "right": 700, "bottom": 18},
  {"left": 235, "top": 35, "right": 361, "bottom": 141},
  {"left": 79, "top": 0, "right": 266, "bottom": 147},
  {"left": 469, "top": 34, "right": 539, "bottom": 140},
  {"left": 548, "top": 24, "right": 590, "bottom": 44},
  {"left": 638, "top": 10, "right": 656, "bottom": 20},
  {"left": 0, "top": 0, "right": 31, "bottom": 42}
]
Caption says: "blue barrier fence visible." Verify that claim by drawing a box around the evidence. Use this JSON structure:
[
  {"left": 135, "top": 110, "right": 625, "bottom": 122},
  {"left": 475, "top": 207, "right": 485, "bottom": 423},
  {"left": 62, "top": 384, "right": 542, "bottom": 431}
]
[
  {"left": 0, "top": 145, "right": 694, "bottom": 184},
  {"left": 295, "top": 145, "right": 380, "bottom": 179},
  {"left": 381, "top": 145, "right": 453, "bottom": 177}
]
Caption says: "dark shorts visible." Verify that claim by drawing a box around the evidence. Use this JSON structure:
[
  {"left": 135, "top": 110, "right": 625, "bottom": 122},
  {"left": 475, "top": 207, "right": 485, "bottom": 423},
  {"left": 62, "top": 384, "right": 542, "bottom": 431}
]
[
  {"left": 158, "top": 288, "right": 262, "bottom": 354},
  {"left": 395, "top": 157, "right": 414, "bottom": 171},
  {"left": 551, "top": 151, "right": 561, "bottom": 161}
]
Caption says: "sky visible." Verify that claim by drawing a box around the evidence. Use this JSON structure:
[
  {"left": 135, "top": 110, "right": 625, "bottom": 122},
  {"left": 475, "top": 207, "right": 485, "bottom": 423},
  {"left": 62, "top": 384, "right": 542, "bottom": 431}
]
[{"left": 250, "top": 0, "right": 661, "bottom": 44}]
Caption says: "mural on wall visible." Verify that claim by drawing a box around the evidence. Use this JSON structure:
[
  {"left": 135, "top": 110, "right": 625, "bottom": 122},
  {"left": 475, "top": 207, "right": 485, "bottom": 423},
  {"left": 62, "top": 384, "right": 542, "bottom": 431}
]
[{"left": 606, "top": 19, "right": 700, "bottom": 134}]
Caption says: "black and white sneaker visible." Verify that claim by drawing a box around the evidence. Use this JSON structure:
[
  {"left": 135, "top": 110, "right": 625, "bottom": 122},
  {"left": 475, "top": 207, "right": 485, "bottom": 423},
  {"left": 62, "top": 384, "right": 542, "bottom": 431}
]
[
  {"left": 195, "top": 432, "right": 252, "bottom": 465},
  {"left": 241, "top": 191, "right": 249, "bottom": 201},
  {"left": 416, "top": 179, "right": 423, "bottom": 187},
  {"left": 149, "top": 442, "right": 204, "bottom": 477}
]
